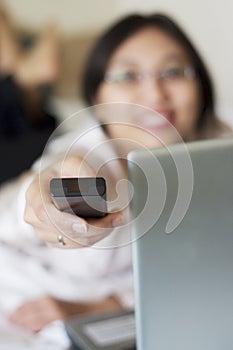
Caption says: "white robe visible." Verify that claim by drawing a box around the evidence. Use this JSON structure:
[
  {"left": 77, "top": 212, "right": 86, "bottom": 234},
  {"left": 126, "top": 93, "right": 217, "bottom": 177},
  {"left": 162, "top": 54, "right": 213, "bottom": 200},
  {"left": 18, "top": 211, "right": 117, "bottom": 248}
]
[{"left": 0, "top": 117, "right": 134, "bottom": 349}]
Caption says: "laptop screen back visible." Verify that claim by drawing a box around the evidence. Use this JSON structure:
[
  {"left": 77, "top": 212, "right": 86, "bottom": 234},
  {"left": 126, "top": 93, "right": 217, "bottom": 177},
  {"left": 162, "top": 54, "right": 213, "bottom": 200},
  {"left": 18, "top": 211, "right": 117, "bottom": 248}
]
[{"left": 128, "top": 137, "right": 233, "bottom": 350}]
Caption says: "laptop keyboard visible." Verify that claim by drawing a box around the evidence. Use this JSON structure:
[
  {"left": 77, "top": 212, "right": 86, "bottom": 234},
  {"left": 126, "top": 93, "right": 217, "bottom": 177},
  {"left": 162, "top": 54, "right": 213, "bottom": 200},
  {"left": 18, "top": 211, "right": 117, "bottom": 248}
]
[{"left": 83, "top": 313, "right": 136, "bottom": 347}]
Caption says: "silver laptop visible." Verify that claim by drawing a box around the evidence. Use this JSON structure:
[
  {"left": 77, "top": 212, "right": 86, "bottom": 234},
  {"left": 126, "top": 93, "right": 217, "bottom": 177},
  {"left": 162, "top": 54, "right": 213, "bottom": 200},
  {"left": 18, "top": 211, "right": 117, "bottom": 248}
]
[{"left": 128, "top": 137, "right": 233, "bottom": 350}]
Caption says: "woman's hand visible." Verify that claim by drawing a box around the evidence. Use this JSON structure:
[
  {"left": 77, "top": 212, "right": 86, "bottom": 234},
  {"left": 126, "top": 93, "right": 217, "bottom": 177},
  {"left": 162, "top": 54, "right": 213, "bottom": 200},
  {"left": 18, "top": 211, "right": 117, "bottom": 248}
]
[
  {"left": 8, "top": 295, "right": 123, "bottom": 332},
  {"left": 24, "top": 156, "right": 123, "bottom": 248}
]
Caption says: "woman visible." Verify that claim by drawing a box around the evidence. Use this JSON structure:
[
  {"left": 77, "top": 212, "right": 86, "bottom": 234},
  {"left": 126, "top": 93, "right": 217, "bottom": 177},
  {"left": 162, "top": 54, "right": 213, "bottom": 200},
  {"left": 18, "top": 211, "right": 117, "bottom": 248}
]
[
  {"left": 25, "top": 13, "right": 231, "bottom": 247},
  {"left": 2, "top": 13, "right": 231, "bottom": 337}
]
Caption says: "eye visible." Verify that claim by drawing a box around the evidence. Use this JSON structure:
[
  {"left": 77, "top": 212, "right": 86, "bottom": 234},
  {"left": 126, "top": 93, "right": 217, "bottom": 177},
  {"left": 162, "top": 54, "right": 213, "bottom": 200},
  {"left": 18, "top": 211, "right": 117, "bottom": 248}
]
[
  {"left": 161, "top": 67, "right": 186, "bottom": 79},
  {"left": 119, "top": 71, "right": 139, "bottom": 82},
  {"left": 105, "top": 71, "right": 139, "bottom": 84}
]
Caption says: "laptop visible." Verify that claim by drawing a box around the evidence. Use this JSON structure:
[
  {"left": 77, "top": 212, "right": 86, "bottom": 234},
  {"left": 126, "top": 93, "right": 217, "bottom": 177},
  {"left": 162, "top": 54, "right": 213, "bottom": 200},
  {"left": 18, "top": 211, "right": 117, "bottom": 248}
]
[
  {"left": 65, "top": 309, "right": 136, "bottom": 350},
  {"left": 127, "top": 137, "right": 233, "bottom": 350}
]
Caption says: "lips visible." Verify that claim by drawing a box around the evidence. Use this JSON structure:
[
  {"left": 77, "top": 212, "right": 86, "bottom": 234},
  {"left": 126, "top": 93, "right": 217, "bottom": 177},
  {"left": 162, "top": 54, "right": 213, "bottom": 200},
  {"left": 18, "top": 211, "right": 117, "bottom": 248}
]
[
  {"left": 154, "top": 109, "right": 174, "bottom": 122},
  {"left": 134, "top": 109, "right": 174, "bottom": 132}
]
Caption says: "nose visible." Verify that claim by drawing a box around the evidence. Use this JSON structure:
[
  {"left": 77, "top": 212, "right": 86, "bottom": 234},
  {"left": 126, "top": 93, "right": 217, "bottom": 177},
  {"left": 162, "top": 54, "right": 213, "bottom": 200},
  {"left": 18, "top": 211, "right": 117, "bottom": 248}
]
[{"left": 134, "top": 78, "right": 169, "bottom": 109}]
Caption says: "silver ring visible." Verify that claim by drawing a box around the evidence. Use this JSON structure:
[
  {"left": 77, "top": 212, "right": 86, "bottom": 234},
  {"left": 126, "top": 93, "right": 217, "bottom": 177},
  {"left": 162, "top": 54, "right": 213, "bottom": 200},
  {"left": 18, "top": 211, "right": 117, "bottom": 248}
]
[{"left": 57, "top": 235, "right": 66, "bottom": 246}]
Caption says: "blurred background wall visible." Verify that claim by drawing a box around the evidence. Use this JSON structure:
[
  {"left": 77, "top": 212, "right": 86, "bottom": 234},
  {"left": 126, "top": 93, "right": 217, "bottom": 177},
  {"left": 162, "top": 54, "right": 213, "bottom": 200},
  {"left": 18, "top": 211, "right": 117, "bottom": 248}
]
[{"left": 3, "top": 0, "right": 233, "bottom": 125}]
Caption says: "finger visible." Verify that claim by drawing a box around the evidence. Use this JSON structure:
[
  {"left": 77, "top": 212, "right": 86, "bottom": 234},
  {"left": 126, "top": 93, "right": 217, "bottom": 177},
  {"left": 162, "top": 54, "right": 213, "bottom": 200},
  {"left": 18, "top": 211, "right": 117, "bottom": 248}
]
[
  {"left": 88, "top": 210, "right": 124, "bottom": 229},
  {"left": 46, "top": 234, "right": 84, "bottom": 249},
  {"left": 26, "top": 195, "right": 89, "bottom": 241},
  {"left": 33, "top": 206, "right": 124, "bottom": 244},
  {"left": 59, "top": 211, "right": 124, "bottom": 246},
  {"left": 46, "top": 229, "right": 109, "bottom": 248}
]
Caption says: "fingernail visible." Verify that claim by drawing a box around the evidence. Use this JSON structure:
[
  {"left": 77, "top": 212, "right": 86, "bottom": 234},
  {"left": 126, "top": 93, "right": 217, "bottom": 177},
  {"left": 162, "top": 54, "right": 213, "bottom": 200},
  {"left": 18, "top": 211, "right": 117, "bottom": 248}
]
[
  {"left": 112, "top": 215, "right": 124, "bottom": 228},
  {"left": 72, "top": 221, "right": 87, "bottom": 233}
]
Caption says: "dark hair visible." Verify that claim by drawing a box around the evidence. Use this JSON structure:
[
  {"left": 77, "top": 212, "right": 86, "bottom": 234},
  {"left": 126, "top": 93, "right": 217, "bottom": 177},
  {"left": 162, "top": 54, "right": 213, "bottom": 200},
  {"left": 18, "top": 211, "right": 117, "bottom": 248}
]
[{"left": 82, "top": 13, "right": 215, "bottom": 132}]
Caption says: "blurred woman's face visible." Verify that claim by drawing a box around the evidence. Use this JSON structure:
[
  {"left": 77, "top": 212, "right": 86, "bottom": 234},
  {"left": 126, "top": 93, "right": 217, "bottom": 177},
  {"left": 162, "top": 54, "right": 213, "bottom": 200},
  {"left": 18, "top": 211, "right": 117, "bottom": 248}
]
[{"left": 95, "top": 26, "right": 201, "bottom": 149}]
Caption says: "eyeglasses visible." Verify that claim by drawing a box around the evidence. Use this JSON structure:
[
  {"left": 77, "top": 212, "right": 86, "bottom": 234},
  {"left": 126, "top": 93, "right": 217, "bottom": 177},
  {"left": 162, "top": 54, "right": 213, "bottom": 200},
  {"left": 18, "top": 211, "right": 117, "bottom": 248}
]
[{"left": 104, "top": 66, "right": 196, "bottom": 87}]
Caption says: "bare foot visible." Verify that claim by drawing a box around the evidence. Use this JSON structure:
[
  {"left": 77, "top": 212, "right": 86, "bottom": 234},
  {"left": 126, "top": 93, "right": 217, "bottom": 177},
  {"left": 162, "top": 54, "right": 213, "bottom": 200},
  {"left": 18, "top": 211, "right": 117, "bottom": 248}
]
[
  {"left": 0, "top": 5, "right": 22, "bottom": 75},
  {"left": 15, "top": 23, "right": 60, "bottom": 87}
]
